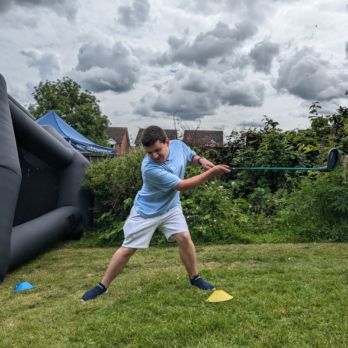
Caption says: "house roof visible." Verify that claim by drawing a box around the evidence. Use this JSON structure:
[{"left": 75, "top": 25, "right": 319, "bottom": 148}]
[
  {"left": 134, "top": 128, "right": 178, "bottom": 145},
  {"left": 183, "top": 130, "right": 224, "bottom": 147},
  {"left": 107, "top": 127, "right": 129, "bottom": 145}
]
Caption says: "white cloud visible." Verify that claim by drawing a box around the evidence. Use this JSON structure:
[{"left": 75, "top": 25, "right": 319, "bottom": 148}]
[
  {"left": 0, "top": 0, "right": 78, "bottom": 21},
  {"left": 21, "top": 49, "right": 60, "bottom": 80}
]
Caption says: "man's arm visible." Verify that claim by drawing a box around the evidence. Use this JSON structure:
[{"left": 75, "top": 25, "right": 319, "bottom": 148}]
[
  {"left": 191, "top": 155, "right": 215, "bottom": 171},
  {"left": 175, "top": 165, "right": 230, "bottom": 192}
]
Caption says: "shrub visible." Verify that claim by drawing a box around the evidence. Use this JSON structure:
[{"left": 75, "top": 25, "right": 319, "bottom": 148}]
[
  {"left": 83, "top": 148, "right": 144, "bottom": 219},
  {"left": 273, "top": 166, "right": 348, "bottom": 241},
  {"left": 181, "top": 166, "right": 272, "bottom": 242}
]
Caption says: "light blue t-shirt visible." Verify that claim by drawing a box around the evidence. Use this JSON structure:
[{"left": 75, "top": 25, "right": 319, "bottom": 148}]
[{"left": 134, "top": 140, "right": 196, "bottom": 218}]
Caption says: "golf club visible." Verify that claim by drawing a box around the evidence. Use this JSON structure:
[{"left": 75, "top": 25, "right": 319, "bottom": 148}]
[{"left": 228, "top": 148, "right": 339, "bottom": 172}]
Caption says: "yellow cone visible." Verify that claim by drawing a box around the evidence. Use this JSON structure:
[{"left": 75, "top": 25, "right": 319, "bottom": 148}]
[{"left": 207, "top": 290, "right": 233, "bottom": 303}]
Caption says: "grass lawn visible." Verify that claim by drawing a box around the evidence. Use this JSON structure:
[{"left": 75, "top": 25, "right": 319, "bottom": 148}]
[{"left": 1, "top": 243, "right": 348, "bottom": 348}]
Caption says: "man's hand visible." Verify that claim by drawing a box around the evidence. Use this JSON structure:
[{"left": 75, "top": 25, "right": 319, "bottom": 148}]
[
  {"left": 199, "top": 158, "right": 215, "bottom": 171},
  {"left": 209, "top": 164, "right": 231, "bottom": 176}
]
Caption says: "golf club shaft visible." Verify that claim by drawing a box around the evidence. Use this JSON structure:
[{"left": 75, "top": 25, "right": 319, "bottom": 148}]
[
  {"left": 230, "top": 166, "right": 327, "bottom": 172},
  {"left": 228, "top": 148, "right": 338, "bottom": 173}
]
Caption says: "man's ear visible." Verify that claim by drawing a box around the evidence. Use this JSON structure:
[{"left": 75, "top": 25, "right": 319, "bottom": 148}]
[{"left": 165, "top": 138, "right": 170, "bottom": 145}]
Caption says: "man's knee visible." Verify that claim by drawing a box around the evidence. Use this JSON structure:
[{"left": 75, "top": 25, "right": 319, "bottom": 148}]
[
  {"left": 119, "top": 246, "right": 137, "bottom": 257},
  {"left": 171, "top": 232, "right": 192, "bottom": 244}
]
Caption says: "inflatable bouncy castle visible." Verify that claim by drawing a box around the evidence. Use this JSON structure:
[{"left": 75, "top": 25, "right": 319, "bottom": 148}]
[{"left": 0, "top": 74, "right": 90, "bottom": 282}]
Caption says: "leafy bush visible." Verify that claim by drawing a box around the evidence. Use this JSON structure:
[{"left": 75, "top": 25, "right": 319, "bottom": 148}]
[
  {"left": 273, "top": 166, "right": 348, "bottom": 241},
  {"left": 83, "top": 148, "right": 144, "bottom": 219},
  {"left": 182, "top": 180, "right": 245, "bottom": 243},
  {"left": 181, "top": 166, "right": 275, "bottom": 243},
  {"left": 81, "top": 149, "right": 145, "bottom": 246}
]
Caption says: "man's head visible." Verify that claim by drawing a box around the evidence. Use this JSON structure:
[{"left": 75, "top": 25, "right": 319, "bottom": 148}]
[{"left": 141, "top": 126, "right": 169, "bottom": 163}]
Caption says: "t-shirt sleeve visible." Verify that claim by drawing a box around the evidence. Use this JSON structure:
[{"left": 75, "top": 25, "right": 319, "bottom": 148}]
[
  {"left": 144, "top": 167, "right": 181, "bottom": 191},
  {"left": 181, "top": 141, "right": 197, "bottom": 165}
]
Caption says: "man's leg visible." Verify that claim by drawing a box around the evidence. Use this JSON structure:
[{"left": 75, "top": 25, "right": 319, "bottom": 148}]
[
  {"left": 171, "top": 232, "right": 198, "bottom": 278},
  {"left": 81, "top": 247, "right": 136, "bottom": 302},
  {"left": 171, "top": 232, "right": 215, "bottom": 290},
  {"left": 82, "top": 205, "right": 158, "bottom": 302},
  {"left": 101, "top": 247, "right": 137, "bottom": 287}
]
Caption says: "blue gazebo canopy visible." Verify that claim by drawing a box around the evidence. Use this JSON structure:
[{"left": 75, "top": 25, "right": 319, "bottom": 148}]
[{"left": 36, "top": 111, "right": 115, "bottom": 155}]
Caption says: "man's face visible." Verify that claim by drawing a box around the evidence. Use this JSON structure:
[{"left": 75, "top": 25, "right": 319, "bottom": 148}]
[{"left": 144, "top": 139, "right": 169, "bottom": 163}]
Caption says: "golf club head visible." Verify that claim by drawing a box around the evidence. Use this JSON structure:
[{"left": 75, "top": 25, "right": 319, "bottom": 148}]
[{"left": 323, "top": 148, "right": 339, "bottom": 171}]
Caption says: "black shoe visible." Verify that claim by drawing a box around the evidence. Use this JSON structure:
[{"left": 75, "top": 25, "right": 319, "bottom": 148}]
[
  {"left": 190, "top": 275, "right": 215, "bottom": 290},
  {"left": 81, "top": 282, "right": 108, "bottom": 302}
]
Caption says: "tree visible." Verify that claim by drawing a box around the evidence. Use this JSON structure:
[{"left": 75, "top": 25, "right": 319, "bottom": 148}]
[{"left": 29, "top": 77, "right": 109, "bottom": 145}]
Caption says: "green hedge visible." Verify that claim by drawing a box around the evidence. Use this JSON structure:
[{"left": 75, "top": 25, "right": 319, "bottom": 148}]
[
  {"left": 273, "top": 167, "right": 348, "bottom": 241},
  {"left": 82, "top": 147, "right": 348, "bottom": 246}
]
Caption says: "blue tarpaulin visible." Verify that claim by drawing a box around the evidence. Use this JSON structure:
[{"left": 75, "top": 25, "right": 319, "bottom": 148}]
[{"left": 36, "top": 111, "right": 116, "bottom": 155}]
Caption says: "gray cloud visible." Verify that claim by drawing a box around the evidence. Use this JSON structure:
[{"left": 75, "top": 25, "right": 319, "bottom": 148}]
[
  {"left": 135, "top": 70, "right": 218, "bottom": 119},
  {"left": 0, "top": 0, "right": 77, "bottom": 20},
  {"left": 156, "top": 21, "right": 257, "bottom": 67},
  {"left": 0, "top": 1, "right": 11, "bottom": 12},
  {"left": 223, "top": 0, "right": 299, "bottom": 17},
  {"left": 179, "top": 0, "right": 298, "bottom": 23},
  {"left": 249, "top": 40, "right": 280, "bottom": 73},
  {"left": 74, "top": 42, "right": 140, "bottom": 93},
  {"left": 21, "top": 49, "right": 60, "bottom": 80},
  {"left": 182, "top": 73, "right": 211, "bottom": 93},
  {"left": 218, "top": 80, "right": 265, "bottom": 107},
  {"left": 346, "top": 42, "right": 348, "bottom": 59},
  {"left": 152, "top": 91, "right": 219, "bottom": 119},
  {"left": 117, "top": 0, "right": 150, "bottom": 28},
  {"left": 276, "top": 47, "right": 348, "bottom": 101},
  {"left": 135, "top": 69, "right": 266, "bottom": 119},
  {"left": 238, "top": 119, "right": 264, "bottom": 128}
]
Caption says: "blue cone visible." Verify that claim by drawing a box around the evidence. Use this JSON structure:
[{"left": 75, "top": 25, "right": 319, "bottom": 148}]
[{"left": 13, "top": 281, "right": 35, "bottom": 292}]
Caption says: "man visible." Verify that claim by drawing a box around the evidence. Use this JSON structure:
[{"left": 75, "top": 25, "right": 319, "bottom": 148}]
[{"left": 82, "top": 126, "right": 230, "bottom": 301}]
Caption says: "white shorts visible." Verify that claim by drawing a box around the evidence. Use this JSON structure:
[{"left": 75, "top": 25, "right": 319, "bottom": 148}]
[{"left": 122, "top": 206, "right": 189, "bottom": 248}]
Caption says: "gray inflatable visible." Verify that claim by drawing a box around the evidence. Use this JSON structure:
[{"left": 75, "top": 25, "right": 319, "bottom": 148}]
[{"left": 0, "top": 74, "right": 90, "bottom": 282}]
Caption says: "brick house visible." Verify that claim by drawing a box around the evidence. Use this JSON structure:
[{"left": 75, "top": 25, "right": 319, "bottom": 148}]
[
  {"left": 107, "top": 127, "right": 130, "bottom": 155},
  {"left": 183, "top": 130, "right": 224, "bottom": 148},
  {"left": 134, "top": 128, "right": 178, "bottom": 146}
]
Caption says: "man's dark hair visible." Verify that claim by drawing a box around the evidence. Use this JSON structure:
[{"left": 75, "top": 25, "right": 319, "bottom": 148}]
[{"left": 141, "top": 126, "right": 167, "bottom": 147}]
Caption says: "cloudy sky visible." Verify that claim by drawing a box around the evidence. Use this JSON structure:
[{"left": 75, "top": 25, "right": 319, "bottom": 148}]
[{"left": 1, "top": 0, "right": 347, "bottom": 143}]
